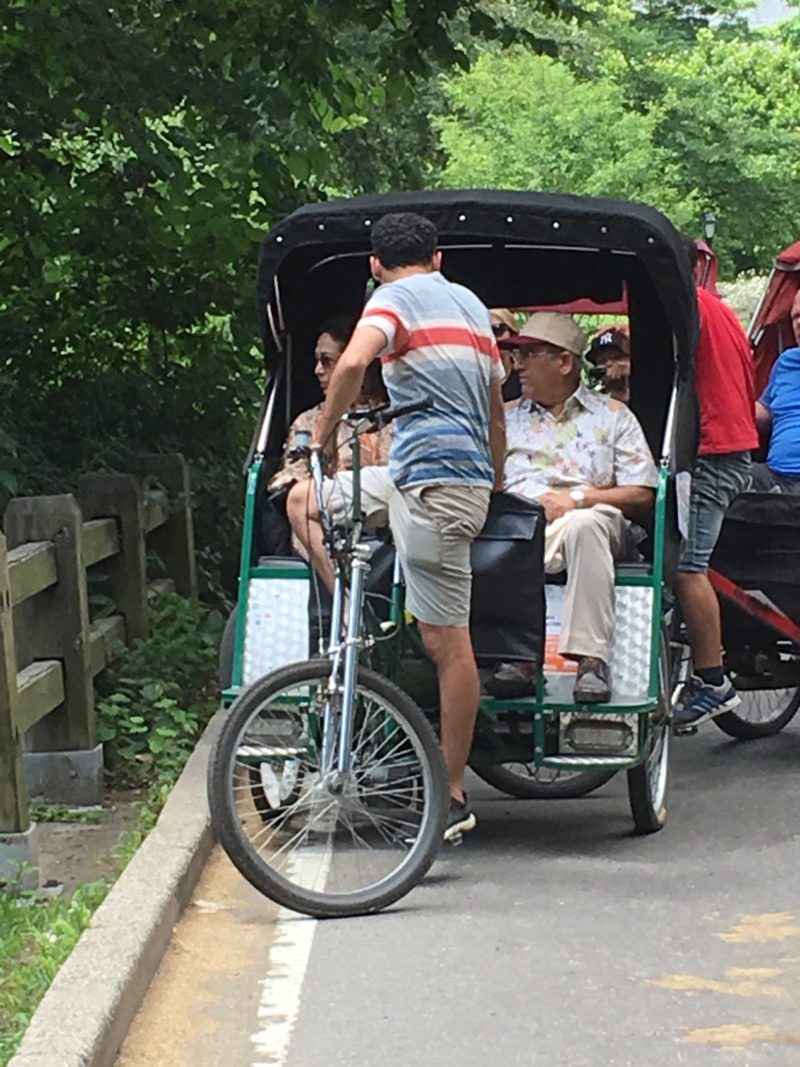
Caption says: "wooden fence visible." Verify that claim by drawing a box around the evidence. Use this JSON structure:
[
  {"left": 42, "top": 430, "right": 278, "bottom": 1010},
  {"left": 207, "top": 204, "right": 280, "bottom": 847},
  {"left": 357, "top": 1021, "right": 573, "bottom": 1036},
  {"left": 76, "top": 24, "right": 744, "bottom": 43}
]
[{"left": 0, "top": 454, "right": 197, "bottom": 841}]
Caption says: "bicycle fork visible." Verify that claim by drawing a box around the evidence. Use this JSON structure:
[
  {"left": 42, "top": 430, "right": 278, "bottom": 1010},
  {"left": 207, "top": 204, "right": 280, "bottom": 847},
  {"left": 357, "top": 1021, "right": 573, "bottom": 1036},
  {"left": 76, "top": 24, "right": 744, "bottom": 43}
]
[{"left": 320, "top": 546, "right": 371, "bottom": 777}]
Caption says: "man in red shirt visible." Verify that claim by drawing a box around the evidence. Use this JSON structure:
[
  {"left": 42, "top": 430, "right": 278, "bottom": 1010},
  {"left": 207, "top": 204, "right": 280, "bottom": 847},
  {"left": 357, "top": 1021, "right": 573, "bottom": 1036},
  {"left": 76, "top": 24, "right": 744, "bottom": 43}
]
[{"left": 673, "top": 238, "right": 758, "bottom": 727}]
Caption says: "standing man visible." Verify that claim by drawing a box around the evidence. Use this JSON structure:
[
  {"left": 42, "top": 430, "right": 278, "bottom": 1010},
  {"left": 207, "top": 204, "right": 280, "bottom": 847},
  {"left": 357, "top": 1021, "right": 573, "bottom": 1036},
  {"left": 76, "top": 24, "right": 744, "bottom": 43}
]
[
  {"left": 673, "top": 238, "right": 758, "bottom": 728},
  {"left": 287, "top": 212, "right": 506, "bottom": 840}
]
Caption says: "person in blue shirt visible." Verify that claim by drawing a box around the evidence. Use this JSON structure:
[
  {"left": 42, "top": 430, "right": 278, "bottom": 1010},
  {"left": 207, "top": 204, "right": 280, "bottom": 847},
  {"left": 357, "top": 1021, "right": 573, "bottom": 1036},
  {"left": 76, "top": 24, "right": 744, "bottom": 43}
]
[{"left": 753, "top": 289, "right": 800, "bottom": 494}]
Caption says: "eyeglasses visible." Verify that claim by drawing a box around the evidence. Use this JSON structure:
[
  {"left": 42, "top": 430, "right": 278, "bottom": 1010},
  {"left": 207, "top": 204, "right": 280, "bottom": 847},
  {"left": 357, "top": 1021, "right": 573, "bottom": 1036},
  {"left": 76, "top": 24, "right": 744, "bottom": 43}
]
[
  {"left": 510, "top": 347, "right": 551, "bottom": 367},
  {"left": 315, "top": 354, "right": 337, "bottom": 370}
]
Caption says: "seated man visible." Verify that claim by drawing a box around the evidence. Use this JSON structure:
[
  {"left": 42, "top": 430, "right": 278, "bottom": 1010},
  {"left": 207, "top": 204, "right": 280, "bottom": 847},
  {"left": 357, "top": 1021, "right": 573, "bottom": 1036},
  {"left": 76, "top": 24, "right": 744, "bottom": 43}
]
[
  {"left": 489, "top": 312, "right": 658, "bottom": 703},
  {"left": 587, "top": 324, "right": 631, "bottom": 404},
  {"left": 752, "top": 289, "right": 800, "bottom": 494}
]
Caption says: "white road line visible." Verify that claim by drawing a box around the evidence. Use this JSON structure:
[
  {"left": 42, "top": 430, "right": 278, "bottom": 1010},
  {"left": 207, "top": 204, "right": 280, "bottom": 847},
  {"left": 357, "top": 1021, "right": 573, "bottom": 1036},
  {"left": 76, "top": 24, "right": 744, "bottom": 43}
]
[{"left": 251, "top": 847, "right": 331, "bottom": 1066}]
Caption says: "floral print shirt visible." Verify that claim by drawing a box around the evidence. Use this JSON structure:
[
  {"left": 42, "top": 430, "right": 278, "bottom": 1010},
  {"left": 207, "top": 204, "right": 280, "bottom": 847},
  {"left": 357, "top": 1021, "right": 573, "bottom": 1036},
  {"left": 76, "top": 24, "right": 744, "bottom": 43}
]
[
  {"left": 269, "top": 403, "right": 393, "bottom": 492},
  {"left": 504, "top": 384, "right": 658, "bottom": 500}
]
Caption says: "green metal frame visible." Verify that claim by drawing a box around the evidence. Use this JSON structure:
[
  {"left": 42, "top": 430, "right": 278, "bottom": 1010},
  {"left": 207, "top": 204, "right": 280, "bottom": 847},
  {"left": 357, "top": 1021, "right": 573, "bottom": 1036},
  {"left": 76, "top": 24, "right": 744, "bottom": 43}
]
[
  {"left": 226, "top": 458, "right": 672, "bottom": 771},
  {"left": 225, "top": 456, "right": 264, "bottom": 704}
]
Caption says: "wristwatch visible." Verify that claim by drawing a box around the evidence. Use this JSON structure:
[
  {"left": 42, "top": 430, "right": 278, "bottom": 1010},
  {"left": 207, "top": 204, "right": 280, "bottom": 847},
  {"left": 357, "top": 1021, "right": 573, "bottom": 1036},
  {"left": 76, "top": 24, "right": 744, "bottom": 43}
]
[{"left": 569, "top": 489, "right": 586, "bottom": 509}]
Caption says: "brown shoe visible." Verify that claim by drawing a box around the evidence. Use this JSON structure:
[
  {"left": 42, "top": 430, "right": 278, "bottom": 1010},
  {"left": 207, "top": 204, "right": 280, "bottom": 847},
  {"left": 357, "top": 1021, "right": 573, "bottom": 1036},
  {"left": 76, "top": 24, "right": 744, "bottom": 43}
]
[{"left": 573, "top": 657, "right": 612, "bottom": 704}]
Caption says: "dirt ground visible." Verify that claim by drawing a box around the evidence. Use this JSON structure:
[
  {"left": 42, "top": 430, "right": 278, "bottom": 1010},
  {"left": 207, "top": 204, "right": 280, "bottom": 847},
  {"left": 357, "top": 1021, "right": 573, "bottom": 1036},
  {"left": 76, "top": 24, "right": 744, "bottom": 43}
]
[
  {"left": 116, "top": 847, "right": 279, "bottom": 1067},
  {"left": 36, "top": 791, "right": 142, "bottom": 894}
]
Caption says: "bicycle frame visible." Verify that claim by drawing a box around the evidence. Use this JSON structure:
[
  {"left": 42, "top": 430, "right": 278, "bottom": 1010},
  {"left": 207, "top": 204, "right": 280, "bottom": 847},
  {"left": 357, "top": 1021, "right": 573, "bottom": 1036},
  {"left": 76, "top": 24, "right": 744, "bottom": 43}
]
[{"left": 313, "top": 426, "right": 375, "bottom": 777}]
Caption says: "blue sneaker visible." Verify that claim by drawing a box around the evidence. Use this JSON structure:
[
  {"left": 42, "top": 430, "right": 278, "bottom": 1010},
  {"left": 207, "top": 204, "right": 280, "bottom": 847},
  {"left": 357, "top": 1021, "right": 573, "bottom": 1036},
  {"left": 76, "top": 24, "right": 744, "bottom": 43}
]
[{"left": 673, "top": 676, "right": 741, "bottom": 728}]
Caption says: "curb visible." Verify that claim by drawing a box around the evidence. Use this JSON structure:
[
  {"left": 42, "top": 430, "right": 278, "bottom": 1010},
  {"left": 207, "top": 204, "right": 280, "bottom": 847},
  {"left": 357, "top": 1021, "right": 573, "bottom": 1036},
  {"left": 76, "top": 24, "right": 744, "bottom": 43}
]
[{"left": 9, "top": 707, "right": 225, "bottom": 1067}]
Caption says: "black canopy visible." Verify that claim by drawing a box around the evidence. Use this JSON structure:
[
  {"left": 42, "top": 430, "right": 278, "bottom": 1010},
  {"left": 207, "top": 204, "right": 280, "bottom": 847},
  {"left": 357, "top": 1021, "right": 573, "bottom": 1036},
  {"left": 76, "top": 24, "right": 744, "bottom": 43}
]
[
  {"left": 254, "top": 189, "right": 699, "bottom": 467},
  {"left": 258, "top": 189, "right": 697, "bottom": 366}
]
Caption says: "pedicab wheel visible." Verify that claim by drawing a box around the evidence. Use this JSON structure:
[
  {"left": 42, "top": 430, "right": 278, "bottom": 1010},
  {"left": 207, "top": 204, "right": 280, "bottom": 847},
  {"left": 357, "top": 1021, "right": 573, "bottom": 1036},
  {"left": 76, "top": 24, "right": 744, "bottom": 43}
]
[
  {"left": 627, "top": 636, "right": 671, "bottom": 834},
  {"left": 469, "top": 760, "right": 615, "bottom": 799},
  {"left": 208, "top": 659, "right": 448, "bottom": 918},
  {"left": 247, "top": 763, "right": 304, "bottom": 822},
  {"left": 712, "top": 685, "right": 800, "bottom": 740}
]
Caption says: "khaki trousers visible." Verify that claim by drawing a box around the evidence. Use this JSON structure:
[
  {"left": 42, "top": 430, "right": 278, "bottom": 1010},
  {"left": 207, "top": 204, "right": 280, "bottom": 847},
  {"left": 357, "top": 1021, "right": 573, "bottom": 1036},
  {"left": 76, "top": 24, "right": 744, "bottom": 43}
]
[{"left": 545, "top": 505, "right": 635, "bottom": 661}]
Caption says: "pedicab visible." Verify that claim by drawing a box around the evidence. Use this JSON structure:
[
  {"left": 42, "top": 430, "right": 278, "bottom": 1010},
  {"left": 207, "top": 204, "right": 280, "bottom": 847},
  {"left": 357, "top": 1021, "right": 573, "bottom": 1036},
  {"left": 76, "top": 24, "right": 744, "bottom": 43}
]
[
  {"left": 208, "top": 190, "right": 700, "bottom": 917},
  {"left": 705, "top": 238, "right": 800, "bottom": 739}
]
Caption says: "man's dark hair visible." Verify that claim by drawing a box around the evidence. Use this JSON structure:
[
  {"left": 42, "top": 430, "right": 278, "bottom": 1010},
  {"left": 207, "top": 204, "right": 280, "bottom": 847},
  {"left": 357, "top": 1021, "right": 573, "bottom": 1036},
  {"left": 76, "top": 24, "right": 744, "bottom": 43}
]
[
  {"left": 681, "top": 233, "right": 699, "bottom": 272},
  {"left": 371, "top": 212, "right": 438, "bottom": 270},
  {"left": 317, "top": 315, "right": 357, "bottom": 349}
]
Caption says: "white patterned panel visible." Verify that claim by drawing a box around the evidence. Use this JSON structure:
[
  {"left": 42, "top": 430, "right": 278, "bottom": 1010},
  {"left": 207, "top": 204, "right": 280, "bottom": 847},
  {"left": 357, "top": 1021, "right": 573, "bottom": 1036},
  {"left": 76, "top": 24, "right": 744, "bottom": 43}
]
[
  {"left": 544, "top": 584, "right": 653, "bottom": 703},
  {"left": 243, "top": 577, "right": 310, "bottom": 685},
  {"left": 609, "top": 586, "right": 653, "bottom": 701}
]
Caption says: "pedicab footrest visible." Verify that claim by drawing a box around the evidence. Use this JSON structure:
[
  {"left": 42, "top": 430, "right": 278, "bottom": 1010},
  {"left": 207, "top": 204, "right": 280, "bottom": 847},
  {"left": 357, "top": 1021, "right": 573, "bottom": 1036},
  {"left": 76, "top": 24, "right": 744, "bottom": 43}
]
[{"left": 542, "top": 754, "right": 638, "bottom": 769}]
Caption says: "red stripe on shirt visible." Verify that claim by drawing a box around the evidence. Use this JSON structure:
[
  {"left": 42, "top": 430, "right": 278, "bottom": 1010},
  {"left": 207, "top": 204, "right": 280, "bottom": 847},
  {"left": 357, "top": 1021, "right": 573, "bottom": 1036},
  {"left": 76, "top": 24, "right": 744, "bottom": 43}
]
[
  {"left": 360, "top": 307, "right": 410, "bottom": 356},
  {"left": 379, "top": 325, "right": 500, "bottom": 363}
]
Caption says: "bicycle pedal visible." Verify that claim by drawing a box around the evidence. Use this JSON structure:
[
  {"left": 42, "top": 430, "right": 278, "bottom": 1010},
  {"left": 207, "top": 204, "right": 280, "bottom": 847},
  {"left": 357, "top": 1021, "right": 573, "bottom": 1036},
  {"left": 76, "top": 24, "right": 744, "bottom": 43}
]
[{"left": 673, "top": 723, "right": 698, "bottom": 737}]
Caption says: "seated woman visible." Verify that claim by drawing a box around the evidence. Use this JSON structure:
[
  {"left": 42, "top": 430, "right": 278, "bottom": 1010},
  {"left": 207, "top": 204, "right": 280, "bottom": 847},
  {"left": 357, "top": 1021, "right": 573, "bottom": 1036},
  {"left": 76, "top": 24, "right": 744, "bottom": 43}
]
[
  {"left": 269, "top": 316, "right": 391, "bottom": 495},
  {"left": 269, "top": 317, "right": 391, "bottom": 557}
]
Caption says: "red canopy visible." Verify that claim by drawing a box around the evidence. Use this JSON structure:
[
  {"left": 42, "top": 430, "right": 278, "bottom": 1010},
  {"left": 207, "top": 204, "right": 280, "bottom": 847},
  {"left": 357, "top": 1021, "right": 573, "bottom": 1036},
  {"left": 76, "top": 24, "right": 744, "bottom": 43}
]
[
  {"left": 515, "top": 240, "right": 718, "bottom": 319},
  {"left": 516, "top": 291, "right": 628, "bottom": 316},
  {"left": 695, "top": 239, "right": 719, "bottom": 295},
  {"left": 749, "top": 239, "right": 800, "bottom": 395}
]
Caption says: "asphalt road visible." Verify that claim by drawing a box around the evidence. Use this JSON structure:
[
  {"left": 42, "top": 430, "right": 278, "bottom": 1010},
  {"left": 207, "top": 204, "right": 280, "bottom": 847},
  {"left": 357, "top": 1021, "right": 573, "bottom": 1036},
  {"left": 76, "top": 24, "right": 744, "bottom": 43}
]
[{"left": 119, "top": 718, "right": 800, "bottom": 1067}]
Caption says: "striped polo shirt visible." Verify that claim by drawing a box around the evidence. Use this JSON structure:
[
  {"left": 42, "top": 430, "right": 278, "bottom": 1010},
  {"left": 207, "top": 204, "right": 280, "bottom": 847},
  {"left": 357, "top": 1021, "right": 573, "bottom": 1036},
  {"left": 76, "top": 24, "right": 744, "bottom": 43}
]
[{"left": 357, "top": 271, "right": 503, "bottom": 489}]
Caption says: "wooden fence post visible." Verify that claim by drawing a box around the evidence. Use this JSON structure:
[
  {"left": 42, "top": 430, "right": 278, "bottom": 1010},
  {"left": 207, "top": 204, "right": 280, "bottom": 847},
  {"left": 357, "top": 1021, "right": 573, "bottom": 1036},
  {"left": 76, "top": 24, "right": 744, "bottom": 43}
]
[
  {"left": 79, "top": 472, "right": 149, "bottom": 641},
  {"left": 4, "top": 496, "right": 102, "bottom": 808},
  {"left": 5, "top": 496, "right": 95, "bottom": 754},
  {"left": 0, "top": 533, "right": 29, "bottom": 836},
  {"left": 130, "top": 453, "right": 198, "bottom": 598}
]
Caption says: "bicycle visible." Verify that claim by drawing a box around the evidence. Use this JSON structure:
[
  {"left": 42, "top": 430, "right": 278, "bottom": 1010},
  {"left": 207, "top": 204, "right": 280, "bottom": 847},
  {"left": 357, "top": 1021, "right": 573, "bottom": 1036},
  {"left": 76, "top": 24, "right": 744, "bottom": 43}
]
[{"left": 208, "top": 400, "right": 449, "bottom": 918}]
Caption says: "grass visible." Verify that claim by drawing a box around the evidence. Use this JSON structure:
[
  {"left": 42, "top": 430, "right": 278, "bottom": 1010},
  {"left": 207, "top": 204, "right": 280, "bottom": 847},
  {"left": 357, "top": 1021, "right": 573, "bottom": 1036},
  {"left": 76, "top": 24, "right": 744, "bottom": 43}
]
[
  {"left": 0, "top": 591, "right": 221, "bottom": 1064},
  {"left": 27, "top": 800, "right": 107, "bottom": 825},
  {"left": 0, "top": 819, "right": 144, "bottom": 1063}
]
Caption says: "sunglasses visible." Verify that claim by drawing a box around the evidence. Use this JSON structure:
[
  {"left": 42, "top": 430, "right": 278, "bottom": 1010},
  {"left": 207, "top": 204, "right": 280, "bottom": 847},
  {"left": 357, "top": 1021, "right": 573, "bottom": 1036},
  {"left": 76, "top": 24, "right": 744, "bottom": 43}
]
[
  {"left": 315, "top": 355, "right": 337, "bottom": 370},
  {"left": 491, "top": 323, "right": 511, "bottom": 338}
]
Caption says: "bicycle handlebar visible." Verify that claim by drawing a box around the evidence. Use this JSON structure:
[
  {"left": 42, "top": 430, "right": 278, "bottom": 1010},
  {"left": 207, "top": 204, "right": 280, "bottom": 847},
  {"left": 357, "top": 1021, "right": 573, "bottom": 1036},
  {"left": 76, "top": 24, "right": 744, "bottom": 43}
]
[{"left": 345, "top": 398, "right": 433, "bottom": 429}]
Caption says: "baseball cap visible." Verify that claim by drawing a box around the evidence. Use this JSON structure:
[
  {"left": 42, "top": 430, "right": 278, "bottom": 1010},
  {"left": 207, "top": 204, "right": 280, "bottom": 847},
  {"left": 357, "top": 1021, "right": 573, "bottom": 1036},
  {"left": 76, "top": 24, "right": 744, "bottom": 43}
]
[
  {"left": 587, "top": 325, "right": 630, "bottom": 365},
  {"left": 497, "top": 311, "right": 587, "bottom": 356}
]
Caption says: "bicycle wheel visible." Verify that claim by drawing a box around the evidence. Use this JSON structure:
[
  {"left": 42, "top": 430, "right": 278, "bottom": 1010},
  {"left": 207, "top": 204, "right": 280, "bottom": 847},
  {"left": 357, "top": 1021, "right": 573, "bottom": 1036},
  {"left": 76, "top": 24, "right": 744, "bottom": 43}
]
[
  {"left": 208, "top": 659, "right": 448, "bottom": 918},
  {"left": 469, "top": 760, "right": 615, "bottom": 799},
  {"left": 713, "top": 685, "right": 800, "bottom": 740}
]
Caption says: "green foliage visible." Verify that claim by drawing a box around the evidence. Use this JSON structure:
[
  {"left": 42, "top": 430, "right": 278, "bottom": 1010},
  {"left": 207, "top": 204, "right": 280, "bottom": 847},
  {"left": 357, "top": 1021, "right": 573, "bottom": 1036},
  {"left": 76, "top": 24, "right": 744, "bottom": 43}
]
[
  {"left": 634, "top": 27, "right": 800, "bottom": 273},
  {"left": 437, "top": 48, "right": 695, "bottom": 226},
  {"left": 0, "top": 0, "right": 574, "bottom": 595},
  {"left": 96, "top": 590, "right": 223, "bottom": 787},
  {"left": 436, "top": 7, "right": 800, "bottom": 275}
]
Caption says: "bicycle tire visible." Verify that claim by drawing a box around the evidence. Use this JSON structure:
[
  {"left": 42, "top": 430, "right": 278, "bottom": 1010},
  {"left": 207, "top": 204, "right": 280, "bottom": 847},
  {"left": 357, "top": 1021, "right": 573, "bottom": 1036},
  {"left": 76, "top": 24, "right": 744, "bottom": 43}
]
[
  {"left": 713, "top": 685, "right": 800, "bottom": 740},
  {"left": 469, "top": 760, "right": 615, "bottom": 799},
  {"left": 208, "top": 659, "right": 448, "bottom": 918},
  {"left": 627, "top": 633, "right": 671, "bottom": 833}
]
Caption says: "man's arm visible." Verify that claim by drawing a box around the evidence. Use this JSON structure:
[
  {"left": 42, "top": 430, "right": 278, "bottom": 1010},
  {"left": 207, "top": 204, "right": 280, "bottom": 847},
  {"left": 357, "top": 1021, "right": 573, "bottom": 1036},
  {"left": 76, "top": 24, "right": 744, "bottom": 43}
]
[
  {"left": 755, "top": 399, "right": 772, "bottom": 449},
  {"left": 538, "top": 485, "right": 654, "bottom": 523},
  {"left": 311, "top": 326, "right": 387, "bottom": 450},
  {"left": 583, "top": 485, "right": 654, "bottom": 518},
  {"left": 489, "top": 380, "right": 506, "bottom": 492}
]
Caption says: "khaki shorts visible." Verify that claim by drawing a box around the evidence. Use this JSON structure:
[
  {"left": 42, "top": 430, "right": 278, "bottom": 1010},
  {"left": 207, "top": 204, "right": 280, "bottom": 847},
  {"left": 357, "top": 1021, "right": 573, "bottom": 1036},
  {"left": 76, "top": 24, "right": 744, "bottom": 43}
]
[{"left": 326, "top": 468, "right": 490, "bottom": 627}]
